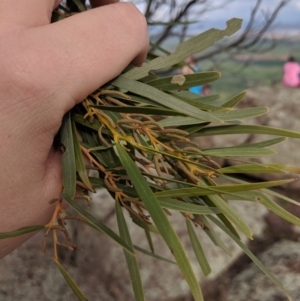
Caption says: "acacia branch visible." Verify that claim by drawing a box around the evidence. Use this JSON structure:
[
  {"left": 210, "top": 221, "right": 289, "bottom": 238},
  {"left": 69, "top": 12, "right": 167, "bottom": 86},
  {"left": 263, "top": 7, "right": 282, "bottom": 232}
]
[
  {"left": 150, "top": 0, "right": 197, "bottom": 52},
  {"left": 196, "top": 0, "right": 290, "bottom": 61}
]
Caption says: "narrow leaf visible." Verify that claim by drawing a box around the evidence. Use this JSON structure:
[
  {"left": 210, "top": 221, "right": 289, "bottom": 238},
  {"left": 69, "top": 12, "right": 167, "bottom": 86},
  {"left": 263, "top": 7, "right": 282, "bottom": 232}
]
[
  {"left": 0, "top": 225, "right": 45, "bottom": 239},
  {"left": 144, "top": 229, "right": 155, "bottom": 253},
  {"left": 159, "top": 116, "right": 213, "bottom": 127},
  {"left": 223, "top": 175, "right": 300, "bottom": 207},
  {"left": 116, "top": 142, "right": 204, "bottom": 301},
  {"left": 93, "top": 105, "right": 179, "bottom": 116},
  {"left": 186, "top": 219, "right": 211, "bottom": 276},
  {"left": 131, "top": 215, "right": 160, "bottom": 235},
  {"left": 202, "top": 193, "right": 241, "bottom": 238},
  {"left": 72, "top": 120, "right": 93, "bottom": 191},
  {"left": 61, "top": 193, "right": 134, "bottom": 255},
  {"left": 212, "top": 107, "right": 269, "bottom": 121},
  {"left": 191, "top": 94, "right": 220, "bottom": 104},
  {"left": 154, "top": 179, "right": 294, "bottom": 198},
  {"left": 147, "top": 72, "right": 221, "bottom": 91},
  {"left": 123, "top": 18, "right": 242, "bottom": 80},
  {"left": 199, "top": 215, "right": 232, "bottom": 256},
  {"left": 133, "top": 245, "right": 176, "bottom": 264},
  {"left": 159, "top": 107, "right": 268, "bottom": 127},
  {"left": 116, "top": 202, "right": 145, "bottom": 301},
  {"left": 171, "top": 90, "right": 220, "bottom": 103},
  {"left": 111, "top": 76, "right": 221, "bottom": 123},
  {"left": 54, "top": 259, "right": 88, "bottom": 301},
  {"left": 74, "top": 114, "right": 100, "bottom": 132},
  {"left": 259, "top": 194, "right": 300, "bottom": 226},
  {"left": 159, "top": 198, "right": 220, "bottom": 215},
  {"left": 202, "top": 146, "right": 275, "bottom": 157},
  {"left": 60, "top": 112, "right": 76, "bottom": 199},
  {"left": 129, "top": 94, "right": 164, "bottom": 106},
  {"left": 240, "top": 137, "right": 286, "bottom": 148},
  {"left": 219, "top": 163, "right": 300, "bottom": 174},
  {"left": 180, "top": 123, "right": 211, "bottom": 135},
  {"left": 169, "top": 94, "right": 222, "bottom": 111},
  {"left": 221, "top": 91, "right": 247, "bottom": 108},
  {"left": 191, "top": 124, "right": 300, "bottom": 138},
  {"left": 206, "top": 194, "right": 253, "bottom": 239},
  {"left": 262, "top": 189, "right": 300, "bottom": 207},
  {"left": 225, "top": 190, "right": 300, "bottom": 226}
]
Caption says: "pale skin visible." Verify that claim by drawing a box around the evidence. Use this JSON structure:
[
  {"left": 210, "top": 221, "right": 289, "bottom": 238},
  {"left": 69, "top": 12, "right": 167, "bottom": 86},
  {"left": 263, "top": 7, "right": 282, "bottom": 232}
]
[{"left": 0, "top": 0, "right": 148, "bottom": 257}]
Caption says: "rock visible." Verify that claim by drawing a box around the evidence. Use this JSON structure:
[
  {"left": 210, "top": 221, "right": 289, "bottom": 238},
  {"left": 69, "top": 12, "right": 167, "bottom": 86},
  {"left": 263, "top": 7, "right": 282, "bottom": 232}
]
[
  {"left": 226, "top": 240, "right": 300, "bottom": 301},
  {"left": 212, "top": 84, "right": 300, "bottom": 190},
  {"left": 2, "top": 84, "right": 299, "bottom": 300},
  {"left": 244, "top": 85, "right": 300, "bottom": 188},
  {"left": 0, "top": 190, "right": 268, "bottom": 301}
]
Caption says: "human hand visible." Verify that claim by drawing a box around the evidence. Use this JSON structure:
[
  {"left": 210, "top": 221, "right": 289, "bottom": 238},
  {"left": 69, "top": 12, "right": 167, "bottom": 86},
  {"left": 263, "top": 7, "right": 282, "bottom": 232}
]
[{"left": 0, "top": 0, "right": 148, "bottom": 257}]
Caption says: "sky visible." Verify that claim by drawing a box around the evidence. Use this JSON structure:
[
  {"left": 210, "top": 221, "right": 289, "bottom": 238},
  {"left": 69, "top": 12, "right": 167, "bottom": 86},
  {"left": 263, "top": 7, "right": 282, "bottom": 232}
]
[
  {"left": 131, "top": 0, "right": 300, "bottom": 37},
  {"left": 199, "top": 0, "right": 300, "bottom": 31}
]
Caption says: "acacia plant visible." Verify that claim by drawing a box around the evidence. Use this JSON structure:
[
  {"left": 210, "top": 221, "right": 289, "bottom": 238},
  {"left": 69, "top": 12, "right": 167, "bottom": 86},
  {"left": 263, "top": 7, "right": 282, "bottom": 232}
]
[{"left": 1, "top": 2, "right": 300, "bottom": 301}]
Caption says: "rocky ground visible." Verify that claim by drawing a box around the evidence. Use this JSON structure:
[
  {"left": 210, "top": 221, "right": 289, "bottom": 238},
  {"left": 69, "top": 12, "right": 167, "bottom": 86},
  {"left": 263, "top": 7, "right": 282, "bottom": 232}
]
[{"left": 1, "top": 84, "right": 300, "bottom": 301}]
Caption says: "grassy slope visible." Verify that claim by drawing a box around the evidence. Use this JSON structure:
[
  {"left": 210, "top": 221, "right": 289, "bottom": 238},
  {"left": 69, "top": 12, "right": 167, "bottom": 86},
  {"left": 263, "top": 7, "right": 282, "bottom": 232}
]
[
  {"left": 201, "top": 39, "right": 300, "bottom": 99},
  {"left": 158, "top": 38, "right": 300, "bottom": 100}
]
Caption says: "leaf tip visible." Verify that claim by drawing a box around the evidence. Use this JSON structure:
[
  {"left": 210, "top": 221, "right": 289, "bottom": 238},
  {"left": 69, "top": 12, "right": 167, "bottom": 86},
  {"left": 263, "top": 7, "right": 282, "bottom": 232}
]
[{"left": 222, "top": 18, "right": 243, "bottom": 37}]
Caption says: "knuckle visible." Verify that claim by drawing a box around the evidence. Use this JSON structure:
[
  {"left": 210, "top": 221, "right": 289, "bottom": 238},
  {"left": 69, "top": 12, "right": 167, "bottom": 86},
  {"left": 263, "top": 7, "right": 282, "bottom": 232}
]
[{"left": 114, "top": 3, "right": 148, "bottom": 41}]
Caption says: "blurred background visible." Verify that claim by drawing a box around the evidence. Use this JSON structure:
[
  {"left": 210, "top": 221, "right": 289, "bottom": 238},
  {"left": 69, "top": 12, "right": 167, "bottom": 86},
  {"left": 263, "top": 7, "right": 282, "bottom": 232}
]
[
  {"left": 134, "top": 0, "right": 300, "bottom": 98},
  {"left": 1, "top": 1, "right": 300, "bottom": 301}
]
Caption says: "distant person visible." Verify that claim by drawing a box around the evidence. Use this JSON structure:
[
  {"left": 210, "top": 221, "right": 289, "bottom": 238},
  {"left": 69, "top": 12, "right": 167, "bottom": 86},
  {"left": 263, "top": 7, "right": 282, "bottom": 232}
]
[
  {"left": 202, "top": 84, "right": 211, "bottom": 96},
  {"left": 282, "top": 56, "right": 300, "bottom": 88},
  {"left": 181, "top": 56, "right": 203, "bottom": 94}
]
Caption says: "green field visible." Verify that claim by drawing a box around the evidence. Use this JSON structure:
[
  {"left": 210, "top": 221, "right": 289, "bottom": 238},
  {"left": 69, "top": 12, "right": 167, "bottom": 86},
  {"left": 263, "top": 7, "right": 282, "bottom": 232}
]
[{"left": 198, "top": 39, "right": 300, "bottom": 99}]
